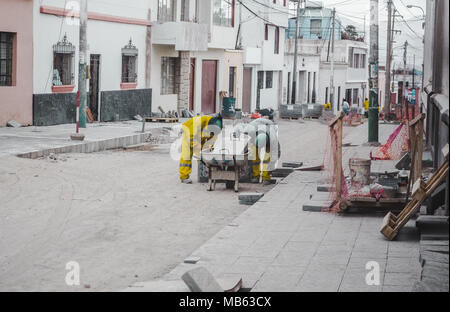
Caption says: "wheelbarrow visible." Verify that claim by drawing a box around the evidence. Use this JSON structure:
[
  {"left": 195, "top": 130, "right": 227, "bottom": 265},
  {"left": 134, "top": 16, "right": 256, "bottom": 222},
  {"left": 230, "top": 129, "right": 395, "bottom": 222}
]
[
  {"left": 194, "top": 129, "right": 250, "bottom": 192},
  {"left": 197, "top": 149, "right": 249, "bottom": 192}
]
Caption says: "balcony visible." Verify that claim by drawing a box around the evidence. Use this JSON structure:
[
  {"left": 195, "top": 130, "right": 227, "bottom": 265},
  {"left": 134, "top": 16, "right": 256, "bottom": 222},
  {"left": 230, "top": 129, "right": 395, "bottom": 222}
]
[{"left": 152, "top": 22, "right": 208, "bottom": 51}]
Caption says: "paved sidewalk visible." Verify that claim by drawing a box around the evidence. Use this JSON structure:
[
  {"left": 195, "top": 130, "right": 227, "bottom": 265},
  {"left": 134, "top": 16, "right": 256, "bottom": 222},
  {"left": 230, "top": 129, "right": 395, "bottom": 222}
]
[
  {"left": 125, "top": 122, "right": 422, "bottom": 292},
  {"left": 0, "top": 120, "right": 184, "bottom": 158},
  {"left": 147, "top": 170, "right": 421, "bottom": 292}
]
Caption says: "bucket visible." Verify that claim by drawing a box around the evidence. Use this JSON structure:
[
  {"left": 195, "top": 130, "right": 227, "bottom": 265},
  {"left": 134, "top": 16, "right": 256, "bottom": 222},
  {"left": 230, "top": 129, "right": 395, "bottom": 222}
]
[
  {"left": 222, "top": 97, "right": 236, "bottom": 118},
  {"left": 349, "top": 158, "right": 371, "bottom": 187}
]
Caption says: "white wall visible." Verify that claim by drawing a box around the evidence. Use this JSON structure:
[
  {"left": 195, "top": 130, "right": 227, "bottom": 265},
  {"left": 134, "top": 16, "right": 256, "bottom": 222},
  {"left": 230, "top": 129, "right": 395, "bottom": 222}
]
[
  {"left": 33, "top": 0, "right": 150, "bottom": 94},
  {"left": 283, "top": 53, "right": 321, "bottom": 104},
  {"left": 151, "top": 45, "right": 180, "bottom": 113}
]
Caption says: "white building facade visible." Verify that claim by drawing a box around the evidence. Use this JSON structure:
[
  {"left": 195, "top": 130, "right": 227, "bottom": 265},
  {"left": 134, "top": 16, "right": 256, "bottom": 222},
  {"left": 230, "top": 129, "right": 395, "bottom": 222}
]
[
  {"left": 151, "top": 0, "right": 242, "bottom": 115},
  {"left": 238, "top": 0, "right": 289, "bottom": 113},
  {"left": 284, "top": 38, "right": 368, "bottom": 114},
  {"left": 33, "top": 0, "right": 153, "bottom": 125}
]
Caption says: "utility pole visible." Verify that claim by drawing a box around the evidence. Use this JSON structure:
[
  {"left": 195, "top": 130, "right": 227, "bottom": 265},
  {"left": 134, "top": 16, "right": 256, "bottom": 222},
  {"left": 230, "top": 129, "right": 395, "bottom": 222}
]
[
  {"left": 412, "top": 54, "right": 415, "bottom": 88},
  {"left": 78, "top": 0, "right": 88, "bottom": 128},
  {"left": 330, "top": 8, "right": 336, "bottom": 112},
  {"left": 384, "top": 0, "right": 392, "bottom": 119},
  {"left": 368, "top": 0, "right": 379, "bottom": 143},
  {"left": 403, "top": 40, "right": 408, "bottom": 119},
  {"left": 403, "top": 40, "right": 408, "bottom": 91},
  {"left": 291, "top": 0, "right": 303, "bottom": 105}
]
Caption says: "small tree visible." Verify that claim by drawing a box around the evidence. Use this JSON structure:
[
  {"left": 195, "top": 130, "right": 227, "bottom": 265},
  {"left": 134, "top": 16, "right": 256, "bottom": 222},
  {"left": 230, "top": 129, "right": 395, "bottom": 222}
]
[{"left": 342, "top": 25, "right": 359, "bottom": 41}]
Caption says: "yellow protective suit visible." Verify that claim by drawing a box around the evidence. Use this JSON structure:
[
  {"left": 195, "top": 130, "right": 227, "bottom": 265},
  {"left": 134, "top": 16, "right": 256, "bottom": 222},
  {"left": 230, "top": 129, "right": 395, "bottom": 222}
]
[
  {"left": 179, "top": 115, "right": 214, "bottom": 181},
  {"left": 249, "top": 143, "right": 272, "bottom": 182}
]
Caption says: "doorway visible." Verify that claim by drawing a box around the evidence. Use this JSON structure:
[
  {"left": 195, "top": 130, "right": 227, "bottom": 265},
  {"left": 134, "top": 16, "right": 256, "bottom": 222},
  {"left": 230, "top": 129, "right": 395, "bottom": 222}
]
[
  {"left": 89, "top": 54, "right": 101, "bottom": 121},
  {"left": 201, "top": 60, "right": 217, "bottom": 114},
  {"left": 242, "top": 67, "right": 252, "bottom": 113}
]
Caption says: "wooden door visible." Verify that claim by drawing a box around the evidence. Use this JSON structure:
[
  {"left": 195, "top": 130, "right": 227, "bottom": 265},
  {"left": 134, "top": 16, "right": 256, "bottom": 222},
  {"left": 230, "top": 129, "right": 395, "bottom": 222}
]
[
  {"left": 201, "top": 60, "right": 217, "bottom": 114},
  {"left": 189, "top": 58, "right": 195, "bottom": 111},
  {"left": 242, "top": 68, "right": 252, "bottom": 113}
]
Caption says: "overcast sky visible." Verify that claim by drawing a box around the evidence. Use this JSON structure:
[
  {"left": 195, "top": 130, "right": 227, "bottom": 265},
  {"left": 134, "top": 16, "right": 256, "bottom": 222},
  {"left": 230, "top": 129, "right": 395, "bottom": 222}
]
[{"left": 290, "top": 0, "right": 426, "bottom": 70}]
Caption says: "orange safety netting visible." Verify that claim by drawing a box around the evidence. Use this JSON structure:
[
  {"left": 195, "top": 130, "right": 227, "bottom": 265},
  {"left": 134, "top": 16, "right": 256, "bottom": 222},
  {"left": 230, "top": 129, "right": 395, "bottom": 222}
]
[{"left": 370, "top": 122, "right": 409, "bottom": 160}]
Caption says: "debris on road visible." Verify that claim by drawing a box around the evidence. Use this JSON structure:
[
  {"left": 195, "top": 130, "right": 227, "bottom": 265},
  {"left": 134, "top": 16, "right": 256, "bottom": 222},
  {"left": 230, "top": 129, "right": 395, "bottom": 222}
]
[
  {"left": 239, "top": 192, "right": 264, "bottom": 205},
  {"left": 282, "top": 161, "right": 303, "bottom": 168},
  {"left": 182, "top": 267, "right": 224, "bottom": 292},
  {"left": 271, "top": 167, "right": 294, "bottom": 178},
  {"left": 6, "top": 120, "right": 21, "bottom": 128}
]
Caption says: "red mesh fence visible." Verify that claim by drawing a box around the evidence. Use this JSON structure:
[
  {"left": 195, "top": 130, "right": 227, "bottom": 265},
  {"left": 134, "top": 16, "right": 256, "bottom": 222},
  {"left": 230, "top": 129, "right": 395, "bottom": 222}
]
[{"left": 370, "top": 122, "right": 409, "bottom": 160}]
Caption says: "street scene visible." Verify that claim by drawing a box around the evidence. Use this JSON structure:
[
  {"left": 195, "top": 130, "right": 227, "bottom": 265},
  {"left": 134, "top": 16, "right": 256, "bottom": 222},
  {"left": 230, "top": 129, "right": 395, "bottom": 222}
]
[{"left": 0, "top": 0, "right": 448, "bottom": 296}]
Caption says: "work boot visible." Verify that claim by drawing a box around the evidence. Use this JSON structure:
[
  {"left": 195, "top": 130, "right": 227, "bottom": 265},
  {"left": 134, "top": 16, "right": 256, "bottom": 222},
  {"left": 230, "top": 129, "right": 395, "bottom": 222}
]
[
  {"left": 181, "top": 178, "right": 193, "bottom": 184},
  {"left": 262, "top": 180, "right": 272, "bottom": 186}
]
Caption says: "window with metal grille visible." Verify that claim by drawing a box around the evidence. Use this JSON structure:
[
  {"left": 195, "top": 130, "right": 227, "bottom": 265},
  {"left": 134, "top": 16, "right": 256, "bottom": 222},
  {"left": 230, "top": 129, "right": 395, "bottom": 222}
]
[
  {"left": 158, "top": 0, "right": 176, "bottom": 23},
  {"left": 0, "top": 32, "right": 14, "bottom": 86},
  {"left": 310, "top": 19, "right": 322, "bottom": 37},
  {"left": 122, "top": 39, "right": 138, "bottom": 83},
  {"left": 213, "top": 0, "right": 235, "bottom": 27},
  {"left": 52, "top": 34, "right": 75, "bottom": 86},
  {"left": 265, "top": 71, "right": 273, "bottom": 89},
  {"left": 122, "top": 55, "right": 137, "bottom": 83},
  {"left": 161, "top": 57, "right": 176, "bottom": 95}
]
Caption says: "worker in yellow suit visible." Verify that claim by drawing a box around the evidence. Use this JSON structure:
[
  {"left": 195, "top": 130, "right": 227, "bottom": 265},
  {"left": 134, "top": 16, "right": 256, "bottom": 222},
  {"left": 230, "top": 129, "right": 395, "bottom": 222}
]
[
  {"left": 179, "top": 114, "right": 223, "bottom": 184},
  {"left": 324, "top": 102, "right": 331, "bottom": 111},
  {"left": 364, "top": 97, "right": 369, "bottom": 118},
  {"left": 250, "top": 132, "right": 272, "bottom": 185}
]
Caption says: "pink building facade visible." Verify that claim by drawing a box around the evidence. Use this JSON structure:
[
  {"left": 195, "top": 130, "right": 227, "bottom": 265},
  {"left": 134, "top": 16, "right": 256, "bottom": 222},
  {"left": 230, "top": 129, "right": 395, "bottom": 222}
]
[{"left": 0, "top": 0, "right": 34, "bottom": 126}]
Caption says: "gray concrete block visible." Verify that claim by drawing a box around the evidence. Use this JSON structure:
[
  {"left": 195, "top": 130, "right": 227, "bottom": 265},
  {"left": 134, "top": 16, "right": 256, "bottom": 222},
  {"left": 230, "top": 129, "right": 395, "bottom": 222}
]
[
  {"left": 184, "top": 256, "right": 201, "bottom": 264},
  {"left": 238, "top": 193, "right": 264, "bottom": 202},
  {"left": 181, "top": 267, "right": 224, "bottom": 292},
  {"left": 282, "top": 162, "right": 303, "bottom": 168},
  {"left": 317, "top": 184, "right": 336, "bottom": 192},
  {"left": 272, "top": 168, "right": 294, "bottom": 178},
  {"left": 6, "top": 120, "right": 21, "bottom": 128},
  {"left": 302, "top": 200, "right": 333, "bottom": 212},
  {"left": 416, "top": 216, "right": 449, "bottom": 232}
]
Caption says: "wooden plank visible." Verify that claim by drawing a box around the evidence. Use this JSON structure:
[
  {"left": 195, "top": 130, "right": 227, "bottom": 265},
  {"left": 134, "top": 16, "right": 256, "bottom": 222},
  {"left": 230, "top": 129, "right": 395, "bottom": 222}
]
[
  {"left": 294, "top": 164, "right": 324, "bottom": 171},
  {"left": 415, "top": 118, "right": 424, "bottom": 183},
  {"left": 381, "top": 158, "right": 449, "bottom": 240},
  {"left": 409, "top": 113, "right": 426, "bottom": 127},
  {"left": 336, "top": 119, "right": 343, "bottom": 200},
  {"left": 328, "top": 111, "right": 345, "bottom": 128}
]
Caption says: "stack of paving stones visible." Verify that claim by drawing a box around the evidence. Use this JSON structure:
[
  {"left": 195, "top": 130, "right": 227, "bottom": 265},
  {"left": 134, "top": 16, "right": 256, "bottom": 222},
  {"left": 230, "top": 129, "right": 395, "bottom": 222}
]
[
  {"left": 413, "top": 216, "right": 449, "bottom": 292},
  {"left": 279, "top": 104, "right": 303, "bottom": 119},
  {"left": 239, "top": 193, "right": 264, "bottom": 206}
]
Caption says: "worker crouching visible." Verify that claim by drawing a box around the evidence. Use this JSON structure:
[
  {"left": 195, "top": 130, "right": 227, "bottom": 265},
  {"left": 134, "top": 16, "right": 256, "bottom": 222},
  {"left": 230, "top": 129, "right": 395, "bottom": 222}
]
[
  {"left": 179, "top": 114, "right": 223, "bottom": 184},
  {"left": 237, "top": 119, "right": 280, "bottom": 186}
]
